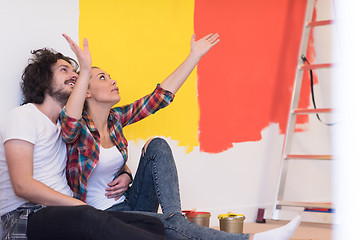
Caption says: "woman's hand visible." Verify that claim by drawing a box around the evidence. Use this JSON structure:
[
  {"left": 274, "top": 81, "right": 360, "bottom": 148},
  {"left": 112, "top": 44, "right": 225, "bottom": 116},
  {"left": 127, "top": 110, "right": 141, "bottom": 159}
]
[
  {"left": 62, "top": 34, "right": 92, "bottom": 119},
  {"left": 62, "top": 34, "right": 92, "bottom": 72},
  {"left": 159, "top": 32, "right": 220, "bottom": 94},
  {"left": 105, "top": 174, "right": 132, "bottom": 200},
  {"left": 190, "top": 33, "right": 220, "bottom": 59}
]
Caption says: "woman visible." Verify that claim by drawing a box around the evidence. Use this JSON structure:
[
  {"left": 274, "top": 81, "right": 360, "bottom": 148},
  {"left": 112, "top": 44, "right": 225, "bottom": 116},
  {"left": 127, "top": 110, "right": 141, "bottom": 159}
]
[{"left": 61, "top": 34, "right": 300, "bottom": 240}]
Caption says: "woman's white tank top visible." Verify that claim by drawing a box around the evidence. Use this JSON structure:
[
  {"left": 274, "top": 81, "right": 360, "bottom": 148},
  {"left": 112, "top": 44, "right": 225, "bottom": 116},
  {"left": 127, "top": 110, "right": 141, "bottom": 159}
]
[{"left": 86, "top": 145, "right": 126, "bottom": 210}]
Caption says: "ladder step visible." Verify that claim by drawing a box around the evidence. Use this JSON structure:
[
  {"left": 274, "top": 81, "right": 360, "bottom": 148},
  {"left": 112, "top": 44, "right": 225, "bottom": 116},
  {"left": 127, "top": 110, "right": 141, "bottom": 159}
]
[
  {"left": 286, "top": 154, "right": 332, "bottom": 160},
  {"left": 293, "top": 108, "right": 332, "bottom": 114},
  {"left": 300, "top": 63, "right": 333, "bottom": 70},
  {"left": 268, "top": 207, "right": 333, "bottom": 224},
  {"left": 307, "top": 20, "right": 334, "bottom": 27},
  {"left": 277, "top": 201, "right": 333, "bottom": 209}
]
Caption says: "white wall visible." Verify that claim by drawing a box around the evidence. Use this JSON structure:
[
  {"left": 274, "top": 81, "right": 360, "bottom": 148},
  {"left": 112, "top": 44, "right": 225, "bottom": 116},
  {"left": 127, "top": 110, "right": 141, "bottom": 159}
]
[
  {"left": 332, "top": 0, "right": 360, "bottom": 239},
  {"left": 127, "top": 124, "right": 285, "bottom": 225},
  {"left": 0, "top": 0, "right": 334, "bottom": 228},
  {"left": 0, "top": 0, "right": 79, "bottom": 115}
]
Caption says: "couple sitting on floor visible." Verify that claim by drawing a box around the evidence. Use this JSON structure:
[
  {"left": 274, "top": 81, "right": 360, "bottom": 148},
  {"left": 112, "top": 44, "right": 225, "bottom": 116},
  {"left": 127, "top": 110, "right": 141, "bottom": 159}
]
[{"left": 0, "top": 33, "right": 300, "bottom": 240}]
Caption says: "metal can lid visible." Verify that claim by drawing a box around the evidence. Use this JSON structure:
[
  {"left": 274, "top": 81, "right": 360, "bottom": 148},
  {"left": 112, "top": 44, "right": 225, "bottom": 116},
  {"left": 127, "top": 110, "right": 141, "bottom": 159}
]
[
  {"left": 182, "top": 210, "right": 211, "bottom": 218},
  {"left": 218, "top": 213, "right": 245, "bottom": 220}
]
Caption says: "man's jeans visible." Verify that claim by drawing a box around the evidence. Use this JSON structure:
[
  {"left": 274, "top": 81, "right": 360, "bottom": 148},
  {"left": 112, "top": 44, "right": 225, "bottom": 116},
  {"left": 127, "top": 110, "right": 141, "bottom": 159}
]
[
  {"left": 107, "top": 138, "right": 250, "bottom": 240},
  {"left": 26, "top": 205, "right": 167, "bottom": 240}
]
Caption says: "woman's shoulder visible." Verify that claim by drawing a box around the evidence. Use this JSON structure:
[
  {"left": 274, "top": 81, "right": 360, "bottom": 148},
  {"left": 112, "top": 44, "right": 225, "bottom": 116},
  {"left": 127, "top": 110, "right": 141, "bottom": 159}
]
[{"left": 109, "top": 107, "right": 123, "bottom": 122}]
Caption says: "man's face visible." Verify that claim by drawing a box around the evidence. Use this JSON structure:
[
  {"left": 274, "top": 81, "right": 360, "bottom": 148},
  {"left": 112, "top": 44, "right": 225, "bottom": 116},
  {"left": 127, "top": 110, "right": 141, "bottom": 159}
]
[{"left": 48, "top": 59, "right": 78, "bottom": 106}]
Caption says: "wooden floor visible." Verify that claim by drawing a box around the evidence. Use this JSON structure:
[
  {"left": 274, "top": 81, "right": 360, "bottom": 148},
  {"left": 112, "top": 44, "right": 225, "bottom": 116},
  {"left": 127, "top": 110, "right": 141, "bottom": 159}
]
[{"left": 243, "top": 220, "right": 332, "bottom": 240}]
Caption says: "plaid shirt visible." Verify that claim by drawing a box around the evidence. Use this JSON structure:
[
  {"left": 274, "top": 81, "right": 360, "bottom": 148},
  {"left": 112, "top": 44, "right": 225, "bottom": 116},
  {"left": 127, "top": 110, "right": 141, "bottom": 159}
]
[{"left": 60, "top": 84, "right": 174, "bottom": 202}]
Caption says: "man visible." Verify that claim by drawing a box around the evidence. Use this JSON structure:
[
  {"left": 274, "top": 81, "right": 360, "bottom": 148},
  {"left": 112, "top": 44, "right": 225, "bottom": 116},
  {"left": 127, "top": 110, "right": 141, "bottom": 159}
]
[{"left": 0, "top": 48, "right": 167, "bottom": 240}]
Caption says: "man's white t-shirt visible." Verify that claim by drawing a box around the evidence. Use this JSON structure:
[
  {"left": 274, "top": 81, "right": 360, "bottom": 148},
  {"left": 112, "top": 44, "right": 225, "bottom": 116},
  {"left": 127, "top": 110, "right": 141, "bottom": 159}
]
[{"left": 0, "top": 103, "right": 72, "bottom": 216}]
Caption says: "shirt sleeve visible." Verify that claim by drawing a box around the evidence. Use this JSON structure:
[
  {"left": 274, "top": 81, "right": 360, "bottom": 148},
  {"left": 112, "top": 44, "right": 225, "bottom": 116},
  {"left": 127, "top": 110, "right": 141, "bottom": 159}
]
[
  {"left": 59, "top": 107, "right": 83, "bottom": 144},
  {"left": 114, "top": 84, "right": 175, "bottom": 127},
  {"left": 2, "top": 107, "right": 37, "bottom": 145}
]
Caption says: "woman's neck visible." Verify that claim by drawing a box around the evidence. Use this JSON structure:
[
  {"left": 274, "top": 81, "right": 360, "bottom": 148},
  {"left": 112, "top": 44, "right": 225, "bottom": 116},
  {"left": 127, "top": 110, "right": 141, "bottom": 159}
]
[{"left": 87, "top": 103, "right": 112, "bottom": 133}]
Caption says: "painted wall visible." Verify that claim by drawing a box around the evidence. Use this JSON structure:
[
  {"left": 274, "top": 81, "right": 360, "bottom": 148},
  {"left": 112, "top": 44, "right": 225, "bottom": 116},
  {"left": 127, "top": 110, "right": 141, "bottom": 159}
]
[{"left": 0, "top": 0, "right": 333, "bottom": 226}]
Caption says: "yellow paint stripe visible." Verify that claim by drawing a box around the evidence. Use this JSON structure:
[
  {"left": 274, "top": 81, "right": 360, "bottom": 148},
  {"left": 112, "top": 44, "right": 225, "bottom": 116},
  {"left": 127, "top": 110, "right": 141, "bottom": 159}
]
[{"left": 79, "top": 0, "right": 198, "bottom": 152}]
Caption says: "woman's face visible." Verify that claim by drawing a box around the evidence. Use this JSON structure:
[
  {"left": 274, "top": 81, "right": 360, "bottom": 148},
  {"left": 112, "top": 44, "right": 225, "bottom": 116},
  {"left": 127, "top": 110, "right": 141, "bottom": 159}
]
[{"left": 87, "top": 67, "right": 121, "bottom": 106}]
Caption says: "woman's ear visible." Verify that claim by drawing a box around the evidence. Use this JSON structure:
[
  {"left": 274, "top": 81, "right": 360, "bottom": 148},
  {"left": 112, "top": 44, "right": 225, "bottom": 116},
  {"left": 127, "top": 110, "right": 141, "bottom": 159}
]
[{"left": 86, "top": 90, "right": 91, "bottom": 98}]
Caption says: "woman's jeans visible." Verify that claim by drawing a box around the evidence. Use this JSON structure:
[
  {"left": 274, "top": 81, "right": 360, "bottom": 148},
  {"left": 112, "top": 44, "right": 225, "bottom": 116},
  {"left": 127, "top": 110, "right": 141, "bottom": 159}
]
[{"left": 106, "top": 138, "right": 250, "bottom": 240}]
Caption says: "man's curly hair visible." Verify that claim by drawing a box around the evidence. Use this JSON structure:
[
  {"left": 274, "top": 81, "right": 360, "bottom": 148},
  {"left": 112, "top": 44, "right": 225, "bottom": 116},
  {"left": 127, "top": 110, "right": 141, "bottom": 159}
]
[{"left": 21, "top": 48, "right": 78, "bottom": 104}]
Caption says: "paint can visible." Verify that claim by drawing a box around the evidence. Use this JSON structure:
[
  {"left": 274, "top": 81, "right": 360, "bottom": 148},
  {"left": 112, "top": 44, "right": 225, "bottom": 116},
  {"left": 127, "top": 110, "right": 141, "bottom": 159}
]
[
  {"left": 182, "top": 210, "right": 211, "bottom": 227},
  {"left": 218, "top": 213, "right": 245, "bottom": 233}
]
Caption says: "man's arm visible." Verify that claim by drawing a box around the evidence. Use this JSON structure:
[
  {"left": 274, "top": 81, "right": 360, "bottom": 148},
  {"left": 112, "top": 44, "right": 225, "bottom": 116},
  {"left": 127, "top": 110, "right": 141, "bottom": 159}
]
[{"left": 5, "top": 139, "right": 85, "bottom": 206}]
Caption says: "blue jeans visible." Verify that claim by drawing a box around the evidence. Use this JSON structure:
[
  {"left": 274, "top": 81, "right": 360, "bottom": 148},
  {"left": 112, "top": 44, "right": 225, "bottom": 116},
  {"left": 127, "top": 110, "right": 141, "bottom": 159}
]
[{"left": 106, "top": 138, "right": 250, "bottom": 240}]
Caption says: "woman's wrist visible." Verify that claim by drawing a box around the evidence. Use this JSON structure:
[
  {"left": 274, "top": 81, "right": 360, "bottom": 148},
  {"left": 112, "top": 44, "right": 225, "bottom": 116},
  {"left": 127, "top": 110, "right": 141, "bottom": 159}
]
[
  {"left": 120, "top": 171, "right": 133, "bottom": 184},
  {"left": 188, "top": 51, "right": 202, "bottom": 63}
]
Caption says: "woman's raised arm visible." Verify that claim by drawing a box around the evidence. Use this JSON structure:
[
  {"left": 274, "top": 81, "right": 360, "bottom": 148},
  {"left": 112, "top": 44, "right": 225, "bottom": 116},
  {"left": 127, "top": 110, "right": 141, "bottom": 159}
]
[
  {"left": 160, "top": 33, "right": 220, "bottom": 94},
  {"left": 62, "top": 34, "right": 92, "bottom": 119}
]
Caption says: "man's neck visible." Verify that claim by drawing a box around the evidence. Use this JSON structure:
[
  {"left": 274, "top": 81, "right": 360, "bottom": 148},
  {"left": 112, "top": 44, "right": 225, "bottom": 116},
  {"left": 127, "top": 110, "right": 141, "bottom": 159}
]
[{"left": 34, "top": 96, "right": 64, "bottom": 125}]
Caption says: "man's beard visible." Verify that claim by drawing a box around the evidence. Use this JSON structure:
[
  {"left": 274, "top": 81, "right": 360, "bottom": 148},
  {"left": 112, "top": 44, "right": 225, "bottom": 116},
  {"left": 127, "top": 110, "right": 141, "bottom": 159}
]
[{"left": 48, "top": 86, "right": 70, "bottom": 107}]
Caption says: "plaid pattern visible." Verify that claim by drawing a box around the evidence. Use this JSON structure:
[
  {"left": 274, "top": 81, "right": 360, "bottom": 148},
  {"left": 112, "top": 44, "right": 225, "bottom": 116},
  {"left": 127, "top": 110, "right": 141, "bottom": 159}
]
[
  {"left": 60, "top": 84, "right": 174, "bottom": 202},
  {"left": 1, "top": 203, "right": 45, "bottom": 240}
]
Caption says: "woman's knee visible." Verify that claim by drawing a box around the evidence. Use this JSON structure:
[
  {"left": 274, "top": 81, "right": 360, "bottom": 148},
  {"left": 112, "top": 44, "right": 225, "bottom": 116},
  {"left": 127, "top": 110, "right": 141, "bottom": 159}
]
[{"left": 142, "top": 137, "right": 170, "bottom": 156}]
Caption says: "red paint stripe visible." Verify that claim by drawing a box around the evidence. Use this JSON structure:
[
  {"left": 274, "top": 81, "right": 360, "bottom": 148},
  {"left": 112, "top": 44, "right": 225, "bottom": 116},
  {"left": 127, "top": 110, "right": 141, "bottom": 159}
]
[{"left": 194, "top": 0, "right": 312, "bottom": 153}]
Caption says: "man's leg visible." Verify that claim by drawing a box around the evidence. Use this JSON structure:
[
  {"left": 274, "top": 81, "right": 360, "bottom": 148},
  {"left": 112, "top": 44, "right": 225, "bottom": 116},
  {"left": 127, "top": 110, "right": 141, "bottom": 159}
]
[
  {"left": 26, "top": 205, "right": 167, "bottom": 240},
  {"left": 107, "top": 211, "right": 165, "bottom": 236}
]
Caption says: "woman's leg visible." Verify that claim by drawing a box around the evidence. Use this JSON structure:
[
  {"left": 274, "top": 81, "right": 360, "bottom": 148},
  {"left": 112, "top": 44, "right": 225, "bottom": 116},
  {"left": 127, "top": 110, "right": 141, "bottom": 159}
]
[
  {"left": 126, "top": 137, "right": 181, "bottom": 216},
  {"left": 27, "top": 205, "right": 167, "bottom": 240},
  {"left": 123, "top": 138, "right": 250, "bottom": 239},
  {"left": 110, "top": 138, "right": 300, "bottom": 240},
  {"left": 124, "top": 211, "right": 251, "bottom": 240}
]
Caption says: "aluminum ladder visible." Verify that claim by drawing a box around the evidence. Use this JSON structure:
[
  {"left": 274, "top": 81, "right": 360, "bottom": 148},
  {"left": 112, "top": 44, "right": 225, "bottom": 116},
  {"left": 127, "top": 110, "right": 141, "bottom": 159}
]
[{"left": 271, "top": 0, "right": 334, "bottom": 224}]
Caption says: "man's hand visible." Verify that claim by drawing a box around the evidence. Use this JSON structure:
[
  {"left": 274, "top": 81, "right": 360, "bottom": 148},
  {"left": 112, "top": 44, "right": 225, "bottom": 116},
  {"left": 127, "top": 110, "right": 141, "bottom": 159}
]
[{"left": 105, "top": 173, "right": 132, "bottom": 200}]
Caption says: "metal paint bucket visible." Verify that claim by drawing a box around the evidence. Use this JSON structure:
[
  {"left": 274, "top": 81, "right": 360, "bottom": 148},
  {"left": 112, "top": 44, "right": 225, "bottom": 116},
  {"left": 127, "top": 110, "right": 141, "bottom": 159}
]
[
  {"left": 182, "top": 210, "right": 211, "bottom": 227},
  {"left": 218, "top": 213, "right": 245, "bottom": 233}
]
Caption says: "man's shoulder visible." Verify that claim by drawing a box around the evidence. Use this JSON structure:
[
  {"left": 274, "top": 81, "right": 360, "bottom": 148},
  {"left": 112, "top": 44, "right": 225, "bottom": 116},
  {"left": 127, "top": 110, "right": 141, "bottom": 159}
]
[
  {"left": 1, "top": 104, "right": 39, "bottom": 144},
  {"left": 4, "top": 103, "right": 40, "bottom": 128},
  {"left": 17, "top": 103, "right": 36, "bottom": 111},
  {"left": 8, "top": 103, "right": 35, "bottom": 116}
]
